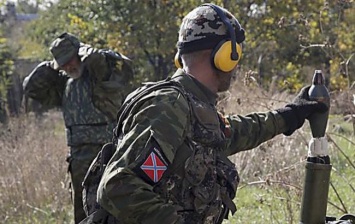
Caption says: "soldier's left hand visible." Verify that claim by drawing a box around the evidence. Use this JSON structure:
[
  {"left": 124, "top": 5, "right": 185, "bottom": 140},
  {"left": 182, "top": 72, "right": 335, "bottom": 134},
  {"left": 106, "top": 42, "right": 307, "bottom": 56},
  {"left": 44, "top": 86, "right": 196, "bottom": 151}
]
[{"left": 276, "top": 86, "right": 328, "bottom": 135}]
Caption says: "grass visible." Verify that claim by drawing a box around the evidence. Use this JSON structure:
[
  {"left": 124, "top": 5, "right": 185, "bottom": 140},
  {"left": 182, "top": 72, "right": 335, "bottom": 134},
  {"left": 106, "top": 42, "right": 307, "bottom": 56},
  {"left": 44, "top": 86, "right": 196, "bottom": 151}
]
[
  {"left": 232, "top": 185, "right": 301, "bottom": 224},
  {"left": 0, "top": 111, "right": 73, "bottom": 224},
  {"left": 222, "top": 82, "right": 355, "bottom": 223},
  {"left": 0, "top": 82, "right": 354, "bottom": 223}
]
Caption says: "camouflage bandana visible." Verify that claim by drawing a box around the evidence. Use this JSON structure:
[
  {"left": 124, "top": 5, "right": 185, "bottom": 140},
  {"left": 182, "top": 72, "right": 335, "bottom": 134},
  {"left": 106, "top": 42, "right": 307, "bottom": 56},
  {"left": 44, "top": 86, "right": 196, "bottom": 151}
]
[{"left": 177, "top": 4, "right": 245, "bottom": 54}]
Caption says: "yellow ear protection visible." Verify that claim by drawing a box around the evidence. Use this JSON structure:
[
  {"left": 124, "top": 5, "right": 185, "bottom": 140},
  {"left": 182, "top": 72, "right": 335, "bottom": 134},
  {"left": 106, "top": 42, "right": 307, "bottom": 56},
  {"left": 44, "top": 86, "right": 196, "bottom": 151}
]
[
  {"left": 175, "top": 4, "right": 243, "bottom": 72},
  {"left": 207, "top": 4, "right": 242, "bottom": 72},
  {"left": 174, "top": 52, "right": 183, "bottom": 69}
]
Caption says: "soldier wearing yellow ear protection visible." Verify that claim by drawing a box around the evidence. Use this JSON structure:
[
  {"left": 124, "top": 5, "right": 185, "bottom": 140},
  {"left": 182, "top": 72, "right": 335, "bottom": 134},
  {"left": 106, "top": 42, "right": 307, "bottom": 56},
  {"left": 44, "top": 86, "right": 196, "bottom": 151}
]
[
  {"left": 95, "top": 3, "right": 327, "bottom": 224},
  {"left": 175, "top": 3, "right": 245, "bottom": 72}
]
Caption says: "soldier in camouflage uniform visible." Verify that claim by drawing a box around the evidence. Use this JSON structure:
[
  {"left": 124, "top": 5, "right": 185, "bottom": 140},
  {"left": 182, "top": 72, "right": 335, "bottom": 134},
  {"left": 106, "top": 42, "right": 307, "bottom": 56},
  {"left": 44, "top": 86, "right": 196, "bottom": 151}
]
[
  {"left": 23, "top": 32, "right": 133, "bottom": 224},
  {"left": 95, "top": 4, "right": 328, "bottom": 224}
]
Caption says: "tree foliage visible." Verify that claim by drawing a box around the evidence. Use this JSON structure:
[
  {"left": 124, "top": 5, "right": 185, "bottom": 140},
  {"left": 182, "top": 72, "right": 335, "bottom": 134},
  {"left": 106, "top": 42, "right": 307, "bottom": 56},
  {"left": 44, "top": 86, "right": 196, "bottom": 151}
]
[
  {"left": 25, "top": 0, "right": 354, "bottom": 91},
  {"left": 0, "top": 31, "right": 14, "bottom": 122}
]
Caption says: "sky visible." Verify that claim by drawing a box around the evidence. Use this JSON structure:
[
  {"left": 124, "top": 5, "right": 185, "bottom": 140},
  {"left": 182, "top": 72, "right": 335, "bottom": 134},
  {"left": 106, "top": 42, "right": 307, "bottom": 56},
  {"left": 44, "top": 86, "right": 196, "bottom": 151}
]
[
  {"left": 4, "top": 0, "right": 58, "bottom": 6},
  {"left": 2, "top": 0, "right": 58, "bottom": 10},
  {"left": 7, "top": 0, "right": 55, "bottom": 3}
]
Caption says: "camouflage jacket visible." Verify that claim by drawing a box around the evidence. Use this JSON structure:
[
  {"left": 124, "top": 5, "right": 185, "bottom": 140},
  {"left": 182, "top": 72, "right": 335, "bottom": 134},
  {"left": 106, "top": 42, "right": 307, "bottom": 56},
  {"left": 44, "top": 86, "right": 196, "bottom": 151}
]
[
  {"left": 97, "top": 69, "right": 289, "bottom": 224},
  {"left": 23, "top": 45, "right": 133, "bottom": 146}
]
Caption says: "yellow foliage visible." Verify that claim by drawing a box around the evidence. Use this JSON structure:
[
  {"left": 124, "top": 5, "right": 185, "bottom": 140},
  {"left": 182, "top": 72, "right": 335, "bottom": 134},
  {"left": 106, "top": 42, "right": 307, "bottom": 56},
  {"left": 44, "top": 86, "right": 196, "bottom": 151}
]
[
  {"left": 338, "top": 42, "right": 348, "bottom": 51},
  {"left": 263, "top": 17, "right": 274, "bottom": 25},
  {"left": 278, "top": 63, "right": 304, "bottom": 93},
  {"left": 320, "top": 10, "right": 328, "bottom": 17},
  {"left": 286, "top": 62, "right": 296, "bottom": 71},
  {"left": 330, "top": 59, "right": 341, "bottom": 75},
  {"left": 310, "top": 20, "right": 318, "bottom": 28},
  {"left": 68, "top": 14, "right": 89, "bottom": 30},
  {"left": 330, "top": 74, "right": 348, "bottom": 91}
]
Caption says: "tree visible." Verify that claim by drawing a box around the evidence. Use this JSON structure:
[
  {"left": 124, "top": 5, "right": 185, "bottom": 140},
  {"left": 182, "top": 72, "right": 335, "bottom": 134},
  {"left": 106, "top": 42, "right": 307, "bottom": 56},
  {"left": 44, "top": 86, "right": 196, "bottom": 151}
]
[
  {"left": 26, "top": 0, "right": 354, "bottom": 91},
  {"left": 0, "top": 32, "right": 15, "bottom": 123},
  {"left": 26, "top": 0, "right": 229, "bottom": 82},
  {"left": 233, "top": 0, "right": 354, "bottom": 91}
]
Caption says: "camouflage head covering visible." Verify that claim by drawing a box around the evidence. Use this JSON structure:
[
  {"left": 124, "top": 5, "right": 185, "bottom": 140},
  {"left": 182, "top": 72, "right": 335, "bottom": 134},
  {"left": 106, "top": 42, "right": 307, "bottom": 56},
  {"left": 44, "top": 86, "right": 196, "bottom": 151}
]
[
  {"left": 50, "top": 32, "right": 80, "bottom": 69},
  {"left": 177, "top": 4, "right": 245, "bottom": 54}
]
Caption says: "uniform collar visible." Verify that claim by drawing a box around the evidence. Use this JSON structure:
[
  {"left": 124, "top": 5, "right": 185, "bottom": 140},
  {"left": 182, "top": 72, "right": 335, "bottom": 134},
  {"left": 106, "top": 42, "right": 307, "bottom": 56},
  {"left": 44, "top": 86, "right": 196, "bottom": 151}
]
[{"left": 171, "top": 69, "right": 218, "bottom": 106}]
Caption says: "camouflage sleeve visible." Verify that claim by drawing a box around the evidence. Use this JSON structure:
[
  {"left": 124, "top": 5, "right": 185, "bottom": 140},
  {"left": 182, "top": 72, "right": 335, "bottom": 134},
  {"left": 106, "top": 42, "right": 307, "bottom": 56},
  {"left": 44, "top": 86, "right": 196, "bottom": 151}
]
[
  {"left": 224, "top": 111, "right": 289, "bottom": 155},
  {"left": 82, "top": 48, "right": 110, "bottom": 81},
  {"left": 84, "top": 47, "right": 134, "bottom": 81},
  {"left": 84, "top": 49, "right": 135, "bottom": 120},
  {"left": 97, "top": 88, "right": 189, "bottom": 223},
  {"left": 22, "top": 61, "right": 68, "bottom": 107}
]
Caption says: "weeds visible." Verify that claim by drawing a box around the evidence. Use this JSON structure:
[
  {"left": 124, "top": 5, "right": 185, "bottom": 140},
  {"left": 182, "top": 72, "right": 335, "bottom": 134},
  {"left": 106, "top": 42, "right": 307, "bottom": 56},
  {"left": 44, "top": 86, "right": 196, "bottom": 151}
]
[
  {"left": 0, "top": 111, "right": 72, "bottom": 223},
  {"left": 0, "top": 80, "right": 354, "bottom": 223},
  {"left": 223, "top": 80, "right": 354, "bottom": 223}
]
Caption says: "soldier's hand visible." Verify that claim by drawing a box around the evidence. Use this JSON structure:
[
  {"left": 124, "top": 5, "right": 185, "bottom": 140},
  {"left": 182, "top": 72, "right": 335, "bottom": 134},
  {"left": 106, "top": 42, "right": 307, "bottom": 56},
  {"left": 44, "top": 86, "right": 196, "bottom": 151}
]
[
  {"left": 49, "top": 60, "right": 60, "bottom": 71},
  {"left": 276, "top": 86, "right": 328, "bottom": 136}
]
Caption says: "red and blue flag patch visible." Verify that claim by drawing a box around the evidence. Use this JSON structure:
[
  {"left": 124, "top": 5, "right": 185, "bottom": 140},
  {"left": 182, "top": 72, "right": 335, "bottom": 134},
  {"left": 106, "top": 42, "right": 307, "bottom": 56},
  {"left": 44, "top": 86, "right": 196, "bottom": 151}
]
[
  {"left": 133, "top": 138, "right": 170, "bottom": 185},
  {"left": 140, "top": 149, "right": 167, "bottom": 183}
]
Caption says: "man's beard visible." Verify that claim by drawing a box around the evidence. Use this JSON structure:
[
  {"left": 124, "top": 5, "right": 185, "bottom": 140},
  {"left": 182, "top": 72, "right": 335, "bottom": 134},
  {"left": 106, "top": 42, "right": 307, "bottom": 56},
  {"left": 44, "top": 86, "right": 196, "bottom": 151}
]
[
  {"left": 66, "top": 67, "right": 82, "bottom": 79},
  {"left": 216, "top": 69, "right": 236, "bottom": 92}
]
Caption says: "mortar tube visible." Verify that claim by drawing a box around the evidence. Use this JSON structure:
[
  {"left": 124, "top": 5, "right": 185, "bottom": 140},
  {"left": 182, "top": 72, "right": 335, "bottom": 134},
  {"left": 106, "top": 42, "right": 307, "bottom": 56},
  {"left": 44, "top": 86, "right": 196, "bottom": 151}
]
[
  {"left": 300, "top": 161, "right": 332, "bottom": 224},
  {"left": 300, "top": 70, "right": 331, "bottom": 224}
]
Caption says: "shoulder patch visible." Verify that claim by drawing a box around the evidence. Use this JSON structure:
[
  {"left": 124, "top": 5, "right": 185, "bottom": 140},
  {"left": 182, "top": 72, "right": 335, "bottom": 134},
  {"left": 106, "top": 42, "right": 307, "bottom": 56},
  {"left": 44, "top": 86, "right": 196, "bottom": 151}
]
[
  {"left": 218, "top": 111, "right": 232, "bottom": 138},
  {"left": 133, "top": 138, "right": 170, "bottom": 185}
]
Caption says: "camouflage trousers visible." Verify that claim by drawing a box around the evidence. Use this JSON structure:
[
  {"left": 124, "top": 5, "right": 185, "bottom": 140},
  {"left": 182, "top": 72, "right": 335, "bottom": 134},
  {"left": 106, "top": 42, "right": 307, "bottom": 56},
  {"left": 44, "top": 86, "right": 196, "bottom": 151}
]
[{"left": 67, "top": 144, "right": 103, "bottom": 224}]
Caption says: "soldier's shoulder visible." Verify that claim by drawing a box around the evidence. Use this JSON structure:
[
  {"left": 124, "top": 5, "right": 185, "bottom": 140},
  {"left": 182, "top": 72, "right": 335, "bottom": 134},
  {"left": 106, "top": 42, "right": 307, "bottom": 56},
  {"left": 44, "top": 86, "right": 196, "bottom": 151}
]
[
  {"left": 126, "top": 82, "right": 189, "bottom": 110},
  {"left": 33, "top": 61, "right": 52, "bottom": 70},
  {"left": 79, "top": 45, "right": 103, "bottom": 62},
  {"left": 145, "top": 86, "right": 190, "bottom": 114},
  {"left": 29, "top": 61, "right": 60, "bottom": 76}
]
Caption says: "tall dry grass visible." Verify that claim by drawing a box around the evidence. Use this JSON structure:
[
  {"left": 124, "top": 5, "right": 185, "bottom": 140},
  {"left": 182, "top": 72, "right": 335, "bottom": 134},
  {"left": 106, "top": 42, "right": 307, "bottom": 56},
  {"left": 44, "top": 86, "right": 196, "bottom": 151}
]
[
  {"left": 0, "top": 78, "right": 354, "bottom": 223},
  {"left": 222, "top": 80, "right": 306, "bottom": 200},
  {"left": 221, "top": 79, "right": 355, "bottom": 222},
  {"left": 0, "top": 111, "right": 71, "bottom": 223}
]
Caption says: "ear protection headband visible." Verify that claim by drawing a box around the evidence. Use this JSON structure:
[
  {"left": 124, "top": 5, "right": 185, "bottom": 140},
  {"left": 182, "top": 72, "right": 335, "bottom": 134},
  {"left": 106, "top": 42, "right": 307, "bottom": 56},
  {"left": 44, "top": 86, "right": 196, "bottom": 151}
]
[{"left": 175, "top": 4, "right": 243, "bottom": 72}]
